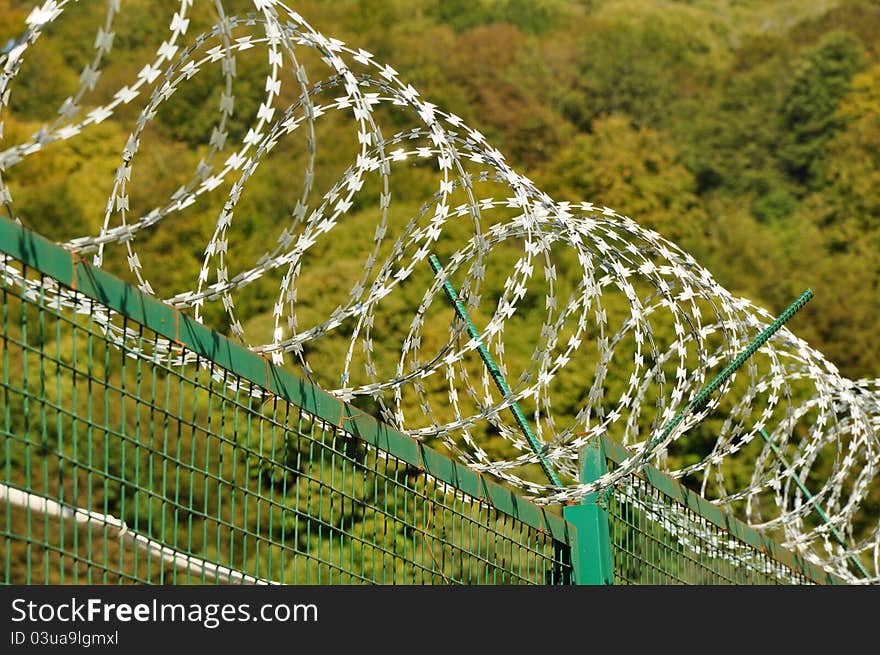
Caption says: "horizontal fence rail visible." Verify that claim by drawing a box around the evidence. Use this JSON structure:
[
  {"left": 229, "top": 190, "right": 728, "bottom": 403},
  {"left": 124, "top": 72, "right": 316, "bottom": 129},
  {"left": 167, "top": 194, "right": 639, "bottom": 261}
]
[
  {"left": 0, "top": 219, "right": 572, "bottom": 585},
  {"left": 0, "top": 217, "right": 843, "bottom": 585},
  {"left": 593, "top": 437, "right": 844, "bottom": 585}
]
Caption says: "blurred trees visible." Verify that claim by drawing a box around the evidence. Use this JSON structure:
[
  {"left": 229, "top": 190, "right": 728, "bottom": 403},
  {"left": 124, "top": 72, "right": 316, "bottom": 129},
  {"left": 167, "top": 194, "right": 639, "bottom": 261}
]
[
  {"left": 542, "top": 115, "right": 705, "bottom": 244},
  {"left": 779, "top": 31, "right": 865, "bottom": 190}
]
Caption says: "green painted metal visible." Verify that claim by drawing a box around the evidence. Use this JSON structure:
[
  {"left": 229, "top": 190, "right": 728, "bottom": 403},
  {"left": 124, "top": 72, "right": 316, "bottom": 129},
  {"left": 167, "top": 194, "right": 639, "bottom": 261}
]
[
  {"left": 757, "top": 428, "right": 868, "bottom": 579},
  {"left": 427, "top": 254, "right": 562, "bottom": 487},
  {"left": 650, "top": 289, "right": 814, "bottom": 450},
  {"left": 563, "top": 438, "right": 614, "bottom": 585},
  {"left": 0, "top": 216, "right": 846, "bottom": 585},
  {"left": 600, "top": 435, "right": 845, "bottom": 585},
  {"left": 0, "top": 219, "right": 572, "bottom": 585}
]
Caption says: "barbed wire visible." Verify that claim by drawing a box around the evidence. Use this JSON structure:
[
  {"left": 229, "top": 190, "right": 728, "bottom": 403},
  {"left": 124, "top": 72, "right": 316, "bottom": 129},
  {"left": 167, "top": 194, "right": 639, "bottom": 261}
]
[{"left": 1, "top": 0, "right": 877, "bottom": 583}]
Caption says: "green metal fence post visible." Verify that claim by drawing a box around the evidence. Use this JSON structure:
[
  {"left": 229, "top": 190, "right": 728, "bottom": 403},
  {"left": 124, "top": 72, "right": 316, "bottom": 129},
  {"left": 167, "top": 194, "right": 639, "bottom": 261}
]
[
  {"left": 427, "top": 253, "right": 562, "bottom": 487},
  {"left": 563, "top": 437, "right": 614, "bottom": 585},
  {"left": 757, "top": 427, "right": 869, "bottom": 579}
]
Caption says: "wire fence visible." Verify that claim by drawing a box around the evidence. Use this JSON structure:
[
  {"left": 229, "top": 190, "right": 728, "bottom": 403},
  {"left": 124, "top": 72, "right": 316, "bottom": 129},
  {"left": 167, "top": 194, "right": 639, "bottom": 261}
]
[
  {"left": 0, "top": 218, "right": 843, "bottom": 585},
  {"left": 597, "top": 438, "right": 843, "bottom": 585}
]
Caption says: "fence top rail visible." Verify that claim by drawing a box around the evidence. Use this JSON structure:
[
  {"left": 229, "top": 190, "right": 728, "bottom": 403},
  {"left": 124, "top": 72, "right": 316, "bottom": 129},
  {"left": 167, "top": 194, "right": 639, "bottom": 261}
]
[
  {"left": 599, "top": 435, "right": 847, "bottom": 585},
  {"left": 0, "top": 216, "right": 572, "bottom": 545},
  {"left": 0, "top": 215, "right": 852, "bottom": 584}
]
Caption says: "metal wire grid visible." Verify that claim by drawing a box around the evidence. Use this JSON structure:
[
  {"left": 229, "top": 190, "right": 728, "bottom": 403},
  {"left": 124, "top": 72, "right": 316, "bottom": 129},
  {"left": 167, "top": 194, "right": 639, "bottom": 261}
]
[
  {"left": 1, "top": 256, "right": 571, "bottom": 585},
  {"left": 0, "top": 218, "right": 844, "bottom": 586},
  {"left": 608, "top": 477, "right": 816, "bottom": 585}
]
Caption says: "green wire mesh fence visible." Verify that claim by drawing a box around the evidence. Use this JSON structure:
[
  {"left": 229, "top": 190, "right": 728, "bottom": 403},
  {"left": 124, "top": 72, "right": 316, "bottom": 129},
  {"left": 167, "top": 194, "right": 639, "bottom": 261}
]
[
  {"left": 0, "top": 217, "right": 842, "bottom": 585},
  {"left": 0, "top": 222, "right": 572, "bottom": 585},
  {"left": 593, "top": 437, "right": 843, "bottom": 585}
]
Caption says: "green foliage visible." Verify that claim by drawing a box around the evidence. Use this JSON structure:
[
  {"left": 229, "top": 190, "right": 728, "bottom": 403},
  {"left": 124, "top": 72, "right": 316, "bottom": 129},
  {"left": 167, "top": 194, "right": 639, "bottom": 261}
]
[
  {"left": 678, "top": 51, "right": 791, "bottom": 199},
  {"left": 431, "top": 0, "right": 562, "bottom": 35},
  {"left": 541, "top": 115, "right": 705, "bottom": 245},
  {"left": 753, "top": 188, "right": 798, "bottom": 224},
  {"left": 779, "top": 31, "right": 865, "bottom": 188},
  {"left": 560, "top": 9, "right": 719, "bottom": 130}
]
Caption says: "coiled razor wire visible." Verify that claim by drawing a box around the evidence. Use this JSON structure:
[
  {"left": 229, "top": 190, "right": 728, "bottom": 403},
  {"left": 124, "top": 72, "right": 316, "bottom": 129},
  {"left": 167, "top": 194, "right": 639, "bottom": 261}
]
[{"left": 0, "top": 1, "right": 877, "bottom": 583}]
